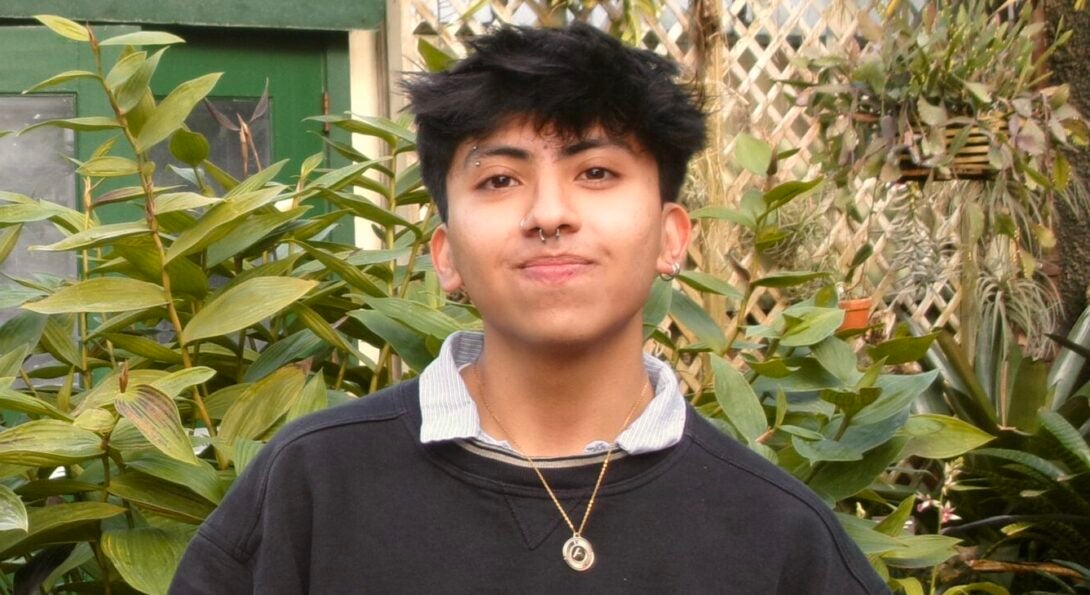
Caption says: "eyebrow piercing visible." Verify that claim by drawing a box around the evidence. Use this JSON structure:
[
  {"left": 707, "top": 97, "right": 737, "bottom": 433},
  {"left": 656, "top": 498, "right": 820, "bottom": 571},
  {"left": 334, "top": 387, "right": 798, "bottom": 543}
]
[{"left": 474, "top": 160, "right": 481, "bottom": 167}]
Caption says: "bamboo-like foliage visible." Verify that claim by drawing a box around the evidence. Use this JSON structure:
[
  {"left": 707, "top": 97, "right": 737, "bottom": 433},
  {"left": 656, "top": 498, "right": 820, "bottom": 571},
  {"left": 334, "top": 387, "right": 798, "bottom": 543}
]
[{"left": 0, "top": 15, "right": 1079, "bottom": 595}]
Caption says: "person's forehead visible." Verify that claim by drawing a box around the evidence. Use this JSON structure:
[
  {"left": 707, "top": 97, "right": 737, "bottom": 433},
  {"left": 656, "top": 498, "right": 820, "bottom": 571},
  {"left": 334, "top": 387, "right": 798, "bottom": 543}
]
[{"left": 464, "top": 117, "right": 641, "bottom": 155}]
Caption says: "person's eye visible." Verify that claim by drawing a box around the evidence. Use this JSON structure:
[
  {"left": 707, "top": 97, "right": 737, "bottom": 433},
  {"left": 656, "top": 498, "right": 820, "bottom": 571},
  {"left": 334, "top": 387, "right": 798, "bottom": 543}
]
[
  {"left": 578, "top": 167, "right": 616, "bottom": 182},
  {"left": 478, "top": 175, "right": 520, "bottom": 190}
]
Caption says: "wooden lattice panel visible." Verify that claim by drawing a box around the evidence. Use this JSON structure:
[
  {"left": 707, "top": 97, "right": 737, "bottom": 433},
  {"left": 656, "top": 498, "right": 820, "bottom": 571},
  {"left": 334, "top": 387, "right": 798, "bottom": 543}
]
[{"left": 397, "top": 0, "right": 965, "bottom": 349}]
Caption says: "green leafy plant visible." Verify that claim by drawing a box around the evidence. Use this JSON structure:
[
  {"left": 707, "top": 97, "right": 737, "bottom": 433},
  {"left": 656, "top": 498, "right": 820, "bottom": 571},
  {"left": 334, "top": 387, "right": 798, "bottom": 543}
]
[
  {"left": 0, "top": 17, "right": 475, "bottom": 593},
  {"left": 0, "top": 15, "right": 1053, "bottom": 595},
  {"left": 905, "top": 303, "right": 1090, "bottom": 592},
  {"left": 656, "top": 134, "right": 1000, "bottom": 592},
  {"left": 790, "top": 0, "right": 1090, "bottom": 396}
]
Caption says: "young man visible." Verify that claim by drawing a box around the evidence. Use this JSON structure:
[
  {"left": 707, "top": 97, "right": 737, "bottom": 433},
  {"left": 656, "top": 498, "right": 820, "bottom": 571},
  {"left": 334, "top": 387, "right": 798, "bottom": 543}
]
[{"left": 171, "top": 24, "right": 888, "bottom": 593}]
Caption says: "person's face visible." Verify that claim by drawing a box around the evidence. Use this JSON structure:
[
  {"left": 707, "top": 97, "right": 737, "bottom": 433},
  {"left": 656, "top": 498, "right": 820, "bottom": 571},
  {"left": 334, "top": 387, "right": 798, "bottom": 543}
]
[{"left": 431, "top": 117, "right": 691, "bottom": 349}]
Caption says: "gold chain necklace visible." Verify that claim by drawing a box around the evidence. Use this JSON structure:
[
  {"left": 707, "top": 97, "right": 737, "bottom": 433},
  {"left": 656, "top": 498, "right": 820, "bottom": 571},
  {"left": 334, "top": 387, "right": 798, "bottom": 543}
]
[{"left": 473, "top": 365, "right": 650, "bottom": 572}]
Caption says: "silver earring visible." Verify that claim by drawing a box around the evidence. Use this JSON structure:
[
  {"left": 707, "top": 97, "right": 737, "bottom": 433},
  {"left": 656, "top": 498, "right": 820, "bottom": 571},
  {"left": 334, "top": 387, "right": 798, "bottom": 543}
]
[{"left": 659, "top": 262, "right": 681, "bottom": 281}]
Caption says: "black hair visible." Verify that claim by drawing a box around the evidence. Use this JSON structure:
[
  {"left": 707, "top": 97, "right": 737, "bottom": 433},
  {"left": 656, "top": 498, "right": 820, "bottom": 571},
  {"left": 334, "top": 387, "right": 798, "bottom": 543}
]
[{"left": 403, "top": 23, "right": 707, "bottom": 221}]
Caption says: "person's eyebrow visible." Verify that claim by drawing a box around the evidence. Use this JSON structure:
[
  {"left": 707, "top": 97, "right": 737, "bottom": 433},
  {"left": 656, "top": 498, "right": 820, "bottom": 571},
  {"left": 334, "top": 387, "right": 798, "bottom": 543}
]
[
  {"left": 461, "top": 145, "right": 531, "bottom": 170},
  {"left": 560, "top": 137, "right": 634, "bottom": 158}
]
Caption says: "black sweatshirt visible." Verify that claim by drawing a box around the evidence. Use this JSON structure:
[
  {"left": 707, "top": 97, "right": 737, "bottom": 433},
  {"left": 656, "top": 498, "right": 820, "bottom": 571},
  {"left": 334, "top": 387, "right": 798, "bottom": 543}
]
[{"left": 170, "top": 379, "right": 890, "bottom": 594}]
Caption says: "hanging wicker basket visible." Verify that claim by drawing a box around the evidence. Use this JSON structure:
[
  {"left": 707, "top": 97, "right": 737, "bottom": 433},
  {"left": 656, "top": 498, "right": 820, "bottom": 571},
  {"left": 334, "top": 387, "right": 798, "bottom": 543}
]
[{"left": 896, "top": 119, "right": 998, "bottom": 182}]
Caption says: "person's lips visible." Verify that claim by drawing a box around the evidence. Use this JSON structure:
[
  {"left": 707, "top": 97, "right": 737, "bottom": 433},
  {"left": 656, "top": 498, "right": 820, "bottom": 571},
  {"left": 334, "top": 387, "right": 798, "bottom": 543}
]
[{"left": 517, "top": 254, "right": 594, "bottom": 284}]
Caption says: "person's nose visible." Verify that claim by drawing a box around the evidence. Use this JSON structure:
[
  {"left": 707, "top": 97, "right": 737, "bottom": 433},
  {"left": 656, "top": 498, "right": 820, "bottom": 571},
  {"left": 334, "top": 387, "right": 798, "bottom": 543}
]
[{"left": 521, "top": 172, "right": 580, "bottom": 242}]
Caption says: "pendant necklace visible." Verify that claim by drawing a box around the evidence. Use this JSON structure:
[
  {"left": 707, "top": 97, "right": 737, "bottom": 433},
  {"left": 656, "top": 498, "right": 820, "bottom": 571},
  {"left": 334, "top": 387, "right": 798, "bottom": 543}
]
[{"left": 473, "top": 365, "right": 649, "bottom": 572}]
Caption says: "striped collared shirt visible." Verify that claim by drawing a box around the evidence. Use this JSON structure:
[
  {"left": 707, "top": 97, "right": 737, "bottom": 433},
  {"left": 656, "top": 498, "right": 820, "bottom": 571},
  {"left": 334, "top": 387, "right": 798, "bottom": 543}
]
[{"left": 418, "top": 331, "right": 687, "bottom": 455}]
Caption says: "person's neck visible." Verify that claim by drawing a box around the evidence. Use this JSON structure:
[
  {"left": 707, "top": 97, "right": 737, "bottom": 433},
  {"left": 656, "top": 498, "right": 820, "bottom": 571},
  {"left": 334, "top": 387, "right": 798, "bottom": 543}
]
[{"left": 465, "top": 322, "right": 652, "bottom": 458}]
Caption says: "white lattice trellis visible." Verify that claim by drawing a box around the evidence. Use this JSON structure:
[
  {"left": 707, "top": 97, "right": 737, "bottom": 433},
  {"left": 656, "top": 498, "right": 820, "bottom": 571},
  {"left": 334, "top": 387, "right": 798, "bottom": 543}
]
[{"left": 395, "top": 0, "right": 968, "bottom": 369}]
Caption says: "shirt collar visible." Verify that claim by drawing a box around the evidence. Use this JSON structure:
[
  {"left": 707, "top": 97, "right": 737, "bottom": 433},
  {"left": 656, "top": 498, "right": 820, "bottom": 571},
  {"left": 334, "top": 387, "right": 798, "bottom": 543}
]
[{"left": 419, "top": 331, "right": 686, "bottom": 455}]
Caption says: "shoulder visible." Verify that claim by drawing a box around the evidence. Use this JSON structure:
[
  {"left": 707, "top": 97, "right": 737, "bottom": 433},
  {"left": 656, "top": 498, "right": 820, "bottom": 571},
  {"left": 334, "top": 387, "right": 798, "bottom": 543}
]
[
  {"left": 193, "top": 379, "right": 422, "bottom": 560},
  {"left": 683, "top": 410, "right": 823, "bottom": 506},
  {"left": 269, "top": 377, "right": 417, "bottom": 448},
  {"left": 681, "top": 409, "right": 889, "bottom": 594}
]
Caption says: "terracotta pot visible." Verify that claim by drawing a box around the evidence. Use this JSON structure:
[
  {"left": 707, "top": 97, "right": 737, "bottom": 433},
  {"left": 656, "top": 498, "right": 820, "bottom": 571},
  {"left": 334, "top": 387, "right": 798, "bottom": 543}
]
[{"left": 838, "top": 297, "right": 873, "bottom": 331}]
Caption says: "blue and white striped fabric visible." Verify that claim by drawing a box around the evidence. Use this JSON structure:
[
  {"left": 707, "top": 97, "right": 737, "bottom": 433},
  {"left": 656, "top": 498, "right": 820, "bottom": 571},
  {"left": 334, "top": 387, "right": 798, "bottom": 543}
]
[{"left": 419, "top": 331, "right": 687, "bottom": 455}]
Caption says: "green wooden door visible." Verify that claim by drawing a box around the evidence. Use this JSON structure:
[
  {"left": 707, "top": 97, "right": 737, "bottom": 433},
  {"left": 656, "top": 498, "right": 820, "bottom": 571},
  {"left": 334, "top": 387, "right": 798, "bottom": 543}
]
[{"left": 0, "top": 24, "right": 351, "bottom": 247}]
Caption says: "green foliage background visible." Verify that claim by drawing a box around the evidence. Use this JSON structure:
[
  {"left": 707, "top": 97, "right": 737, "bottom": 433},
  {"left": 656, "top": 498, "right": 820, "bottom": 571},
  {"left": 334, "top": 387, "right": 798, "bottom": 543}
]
[{"left": 0, "top": 16, "right": 1085, "bottom": 595}]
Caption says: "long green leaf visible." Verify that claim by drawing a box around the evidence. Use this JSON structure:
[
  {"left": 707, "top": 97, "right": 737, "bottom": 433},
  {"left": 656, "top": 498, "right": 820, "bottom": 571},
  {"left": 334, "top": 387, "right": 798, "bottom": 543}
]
[
  {"left": 115, "top": 385, "right": 200, "bottom": 465},
  {"left": 295, "top": 241, "right": 385, "bottom": 297},
  {"left": 107, "top": 472, "right": 215, "bottom": 523},
  {"left": 149, "top": 367, "right": 217, "bottom": 398},
  {"left": 183, "top": 276, "right": 317, "bottom": 342},
  {"left": 899, "top": 414, "right": 994, "bottom": 459},
  {"left": 734, "top": 132, "right": 773, "bottom": 176},
  {"left": 30, "top": 221, "right": 150, "bottom": 252},
  {"left": 669, "top": 289, "right": 727, "bottom": 354},
  {"left": 809, "top": 436, "right": 908, "bottom": 501},
  {"left": 1049, "top": 305, "right": 1090, "bottom": 409},
  {"left": 126, "top": 452, "right": 222, "bottom": 503},
  {"left": 349, "top": 309, "right": 434, "bottom": 372},
  {"left": 219, "top": 365, "right": 306, "bottom": 446},
  {"left": 23, "top": 70, "right": 98, "bottom": 93},
  {"left": 77, "top": 156, "right": 138, "bottom": 178},
  {"left": 0, "top": 484, "right": 28, "bottom": 533},
  {"left": 205, "top": 206, "right": 308, "bottom": 265},
  {"left": 99, "top": 31, "right": 186, "bottom": 46},
  {"left": 41, "top": 315, "right": 81, "bottom": 366},
  {"left": 0, "top": 385, "right": 71, "bottom": 420},
  {"left": 164, "top": 186, "right": 285, "bottom": 262},
  {"left": 116, "top": 48, "right": 165, "bottom": 114},
  {"left": 780, "top": 307, "right": 844, "bottom": 347},
  {"left": 0, "top": 420, "right": 104, "bottom": 466},
  {"left": 362, "top": 297, "right": 463, "bottom": 340},
  {"left": 676, "top": 270, "right": 743, "bottom": 300},
  {"left": 22, "top": 278, "right": 167, "bottom": 314},
  {"left": 34, "top": 15, "right": 90, "bottom": 41},
  {"left": 103, "top": 333, "right": 183, "bottom": 364},
  {"left": 973, "top": 448, "right": 1069, "bottom": 481},
  {"left": 286, "top": 374, "right": 329, "bottom": 422},
  {"left": 20, "top": 117, "right": 121, "bottom": 135},
  {"left": 1040, "top": 410, "right": 1090, "bottom": 472},
  {"left": 135, "top": 73, "right": 222, "bottom": 151},
  {"left": 103, "top": 528, "right": 190, "bottom": 595},
  {"left": 0, "top": 502, "right": 125, "bottom": 559},
  {"left": 751, "top": 271, "right": 829, "bottom": 288},
  {"left": 291, "top": 303, "right": 367, "bottom": 362},
  {"left": 881, "top": 534, "right": 961, "bottom": 569},
  {"left": 711, "top": 355, "right": 766, "bottom": 444},
  {"left": 72, "top": 369, "right": 167, "bottom": 414}
]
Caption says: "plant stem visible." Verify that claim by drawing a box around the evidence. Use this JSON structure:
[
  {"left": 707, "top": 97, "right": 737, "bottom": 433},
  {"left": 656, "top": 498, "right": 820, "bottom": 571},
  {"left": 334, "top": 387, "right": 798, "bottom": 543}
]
[
  {"left": 79, "top": 176, "right": 94, "bottom": 389},
  {"left": 89, "top": 34, "right": 217, "bottom": 438}
]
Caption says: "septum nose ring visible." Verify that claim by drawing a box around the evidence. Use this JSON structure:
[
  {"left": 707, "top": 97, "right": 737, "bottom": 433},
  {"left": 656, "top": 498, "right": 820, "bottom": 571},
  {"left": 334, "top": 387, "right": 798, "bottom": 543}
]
[
  {"left": 537, "top": 228, "right": 562, "bottom": 244},
  {"left": 522, "top": 218, "right": 561, "bottom": 244}
]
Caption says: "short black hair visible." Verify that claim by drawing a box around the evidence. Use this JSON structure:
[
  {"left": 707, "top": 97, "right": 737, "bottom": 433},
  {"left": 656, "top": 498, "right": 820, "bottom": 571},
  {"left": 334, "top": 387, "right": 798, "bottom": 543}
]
[{"left": 403, "top": 24, "right": 707, "bottom": 221}]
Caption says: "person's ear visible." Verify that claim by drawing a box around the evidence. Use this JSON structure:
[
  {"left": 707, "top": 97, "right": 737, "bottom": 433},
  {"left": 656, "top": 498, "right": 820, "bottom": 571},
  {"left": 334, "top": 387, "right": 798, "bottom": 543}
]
[
  {"left": 430, "top": 224, "right": 464, "bottom": 293},
  {"left": 656, "top": 203, "right": 691, "bottom": 276}
]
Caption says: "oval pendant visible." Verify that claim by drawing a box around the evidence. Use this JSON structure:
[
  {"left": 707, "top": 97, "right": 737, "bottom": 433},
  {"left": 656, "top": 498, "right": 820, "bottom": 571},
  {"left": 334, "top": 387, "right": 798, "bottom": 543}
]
[{"left": 562, "top": 535, "right": 595, "bottom": 572}]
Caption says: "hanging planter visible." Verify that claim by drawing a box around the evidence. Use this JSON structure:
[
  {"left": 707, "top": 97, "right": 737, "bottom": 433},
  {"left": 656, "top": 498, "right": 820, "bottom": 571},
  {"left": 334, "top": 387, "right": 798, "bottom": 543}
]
[
  {"left": 895, "top": 118, "right": 998, "bottom": 183},
  {"left": 846, "top": 112, "right": 999, "bottom": 183}
]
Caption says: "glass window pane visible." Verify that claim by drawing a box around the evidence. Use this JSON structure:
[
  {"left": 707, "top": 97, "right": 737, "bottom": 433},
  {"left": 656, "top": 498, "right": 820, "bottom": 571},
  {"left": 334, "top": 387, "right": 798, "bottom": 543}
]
[{"left": 0, "top": 95, "right": 77, "bottom": 324}]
